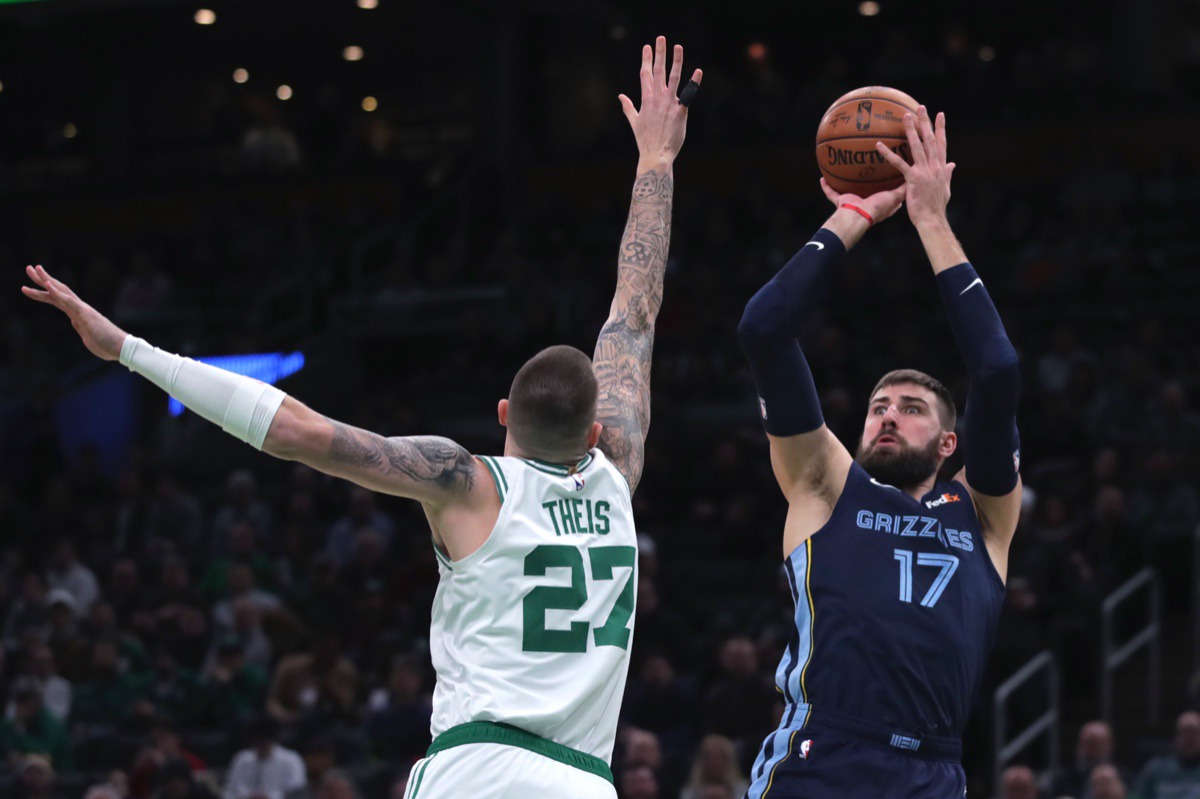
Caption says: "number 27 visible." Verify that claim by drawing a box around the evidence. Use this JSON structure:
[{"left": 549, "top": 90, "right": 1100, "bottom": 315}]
[{"left": 894, "top": 549, "right": 959, "bottom": 607}]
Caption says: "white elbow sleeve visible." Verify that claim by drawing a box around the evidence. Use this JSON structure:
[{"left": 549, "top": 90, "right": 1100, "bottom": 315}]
[{"left": 119, "top": 335, "right": 287, "bottom": 450}]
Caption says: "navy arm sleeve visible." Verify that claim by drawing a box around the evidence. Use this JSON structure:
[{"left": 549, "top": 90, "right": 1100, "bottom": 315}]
[
  {"left": 936, "top": 263, "right": 1021, "bottom": 496},
  {"left": 737, "top": 228, "right": 845, "bottom": 437}
]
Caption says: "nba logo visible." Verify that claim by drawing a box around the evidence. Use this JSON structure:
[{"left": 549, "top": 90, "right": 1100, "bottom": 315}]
[
  {"left": 759, "top": 397, "right": 768, "bottom": 420},
  {"left": 798, "top": 739, "right": 812, "bottom": 760},
  {"left": 1013, "top": 449, "right": 1021, "bottom": 472},
  {"left": 855, "top": 101, "right": 873, "bottom": 130},
  {"left": 571, "top": 474, "right": 586, "bottom": 491}
]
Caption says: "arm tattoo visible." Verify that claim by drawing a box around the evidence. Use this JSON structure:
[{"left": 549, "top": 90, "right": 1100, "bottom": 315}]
[
  {"left": 325, "top": 421, "right": 476, "bottom": 493},
  {"left": 593, "top": 168, "right": 673, "bottom": 493}
]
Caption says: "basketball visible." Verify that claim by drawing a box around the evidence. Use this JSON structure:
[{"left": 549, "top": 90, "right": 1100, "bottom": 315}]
[{"left": 815, "top": 86, "right": 920, "bottom": 196}]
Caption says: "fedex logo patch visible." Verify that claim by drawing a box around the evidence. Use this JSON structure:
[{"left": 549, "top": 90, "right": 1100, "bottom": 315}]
[{"left": 924, "top": 493, "right": 960, "bottom": 509}]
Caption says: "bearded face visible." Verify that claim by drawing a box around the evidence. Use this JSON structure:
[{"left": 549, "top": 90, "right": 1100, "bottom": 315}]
[{"left": 856, "top": 431, "right": 943, "bottom": 490}]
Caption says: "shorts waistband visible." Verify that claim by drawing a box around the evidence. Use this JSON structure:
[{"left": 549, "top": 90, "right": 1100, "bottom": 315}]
[
  {"left": 427, "top": 721, "right": 614, "bottom": 784},
  {"left": 783, "top": 704, "right": 962, "bottom": 761}
]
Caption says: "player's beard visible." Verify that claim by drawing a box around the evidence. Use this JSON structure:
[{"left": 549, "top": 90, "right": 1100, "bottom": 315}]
[{"left": 855, "top": 433, "right": 942, "bottom": 491}]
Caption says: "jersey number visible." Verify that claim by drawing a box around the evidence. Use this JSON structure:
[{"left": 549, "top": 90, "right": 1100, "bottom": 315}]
[
  {"left": 522, "top": 545, "right": 636, "bottom": 653},
  {"left": 893, "top": 549, "right": 959, "bottom": 607}
]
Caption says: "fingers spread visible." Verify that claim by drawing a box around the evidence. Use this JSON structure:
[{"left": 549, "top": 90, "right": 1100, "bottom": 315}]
[
  {"left": 668, "top": 44, "right": 683, "bottom": 92},
  {"left": 639, "top": 44, "right": 653, "bottom": 95},
  {"left": 618, "top": 94, "right": 638, "bottom": 125}
]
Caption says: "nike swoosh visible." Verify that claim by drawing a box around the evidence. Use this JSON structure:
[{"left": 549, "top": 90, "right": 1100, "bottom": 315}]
[
  {"left": 959, "top": 277, "right": 983, "bottom": 295},
  {"left": 804, "top": 241, "right": 825, "bottom": 250},
  {"left": 869, "top": 478, "right": 902, "bottom": 492}
]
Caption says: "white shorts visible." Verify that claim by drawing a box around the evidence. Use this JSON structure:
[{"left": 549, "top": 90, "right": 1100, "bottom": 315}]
[{"left": 402, "top": 742, "right": 616, "bottom": 799}]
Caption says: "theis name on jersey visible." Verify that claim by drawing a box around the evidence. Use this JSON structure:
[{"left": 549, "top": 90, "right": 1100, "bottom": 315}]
[
  {"left": 541, "top": 499, "right": 613, "bottom": 536},
  {"left": 854, "top": 509, "right": 975, "bottom": 552}
]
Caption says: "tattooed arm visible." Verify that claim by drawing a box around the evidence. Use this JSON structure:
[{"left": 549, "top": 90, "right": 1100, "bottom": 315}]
[
  {"left": 265, "top": 397, "right": 484, "bottom": 507},
  {"left": 596, "top": 37, "right": 700, "bottom": 493}
]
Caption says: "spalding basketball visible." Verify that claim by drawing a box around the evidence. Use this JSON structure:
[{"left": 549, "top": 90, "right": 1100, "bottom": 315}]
[{"left": 815, "top": 86, "right": 919, "bottom": 196}]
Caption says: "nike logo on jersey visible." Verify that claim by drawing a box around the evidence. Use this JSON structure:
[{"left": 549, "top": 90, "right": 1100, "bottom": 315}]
[
  {"left": 959, "top": 277, "right": 983, "bottom": 295},
  {"left": 804, "top": 241, "right": 825, "bottom": 251},
  {"left": 870, "top": 478, "right": 902, "bottom": 493}
]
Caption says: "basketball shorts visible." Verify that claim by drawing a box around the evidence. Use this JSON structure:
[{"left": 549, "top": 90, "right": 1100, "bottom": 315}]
[{"left": 745, "top": 706, "right": 967, "bottom": 799}]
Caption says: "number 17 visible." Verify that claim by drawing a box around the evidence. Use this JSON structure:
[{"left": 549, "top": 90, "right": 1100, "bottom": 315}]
[{"left": 894, "top": 549, "right": 959, "bottom": 607}]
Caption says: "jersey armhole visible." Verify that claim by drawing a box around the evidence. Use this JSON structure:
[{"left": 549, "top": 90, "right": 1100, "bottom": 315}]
[{"left": 478, "top": 456, "right": 509, "bottom": 504}]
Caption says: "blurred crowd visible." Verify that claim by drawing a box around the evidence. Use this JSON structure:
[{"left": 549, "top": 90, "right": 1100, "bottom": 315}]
[{"left": 2, "top": 8, "right": 1200, "bottom": 799}]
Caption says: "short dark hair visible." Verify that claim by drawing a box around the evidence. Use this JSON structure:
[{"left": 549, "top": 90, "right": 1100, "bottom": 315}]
[
  {"left": 507, "top": 346, "right": 598, "bottom": 459},
  {"left": 869, "top": 369, "right": 956, "bottom": 430}
]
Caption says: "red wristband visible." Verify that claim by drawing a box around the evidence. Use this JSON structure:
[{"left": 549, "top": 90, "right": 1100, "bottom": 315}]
[{"left": 841, "top": 203, "right": 874, "bottom": 225}]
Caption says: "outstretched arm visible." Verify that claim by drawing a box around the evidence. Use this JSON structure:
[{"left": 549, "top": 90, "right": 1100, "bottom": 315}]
[
  {"left": 738, "top": 182, "right": 906, "bottom": 518},
  {"left": 21, "top": 265, "right": 484, "bottom": 508},
  {"left": 593, "top": 36, "right": 700, "bottom": 493},
  {"left": 880, "top": 108, "right": 1022, "bottom": 563}
]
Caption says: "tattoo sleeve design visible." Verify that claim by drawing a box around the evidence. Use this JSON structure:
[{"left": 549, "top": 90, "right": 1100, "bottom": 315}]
[
  {"left": 593, "top": 168, "right": 673, "bottom": 494},
  {"left": 325, "top": 421, "right": 476, "bottom": 493}
]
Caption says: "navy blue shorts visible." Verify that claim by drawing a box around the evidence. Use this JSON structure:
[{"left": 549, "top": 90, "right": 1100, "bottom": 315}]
[{"left": 745, "top": 707, "right": 967, "bottom": 799}]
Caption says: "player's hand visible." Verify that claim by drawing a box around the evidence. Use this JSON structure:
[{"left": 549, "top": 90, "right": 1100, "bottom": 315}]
[
  {"left": 820, "top": 178, "right": 907, "bottom": 224},
  {"left": 619, "top": 36, "right": 702, "bottom": 170},
  {"left": 876, "top": 106, "right": 954, "bottom": 227},
  {"left": 21, "top": 265, "right": 127, "bottom": 361}
]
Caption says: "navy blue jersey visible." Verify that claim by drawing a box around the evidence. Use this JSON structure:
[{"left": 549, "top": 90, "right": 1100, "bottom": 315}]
[{"left": 775, "top": 461, "right": 1005, "bottom": 740}]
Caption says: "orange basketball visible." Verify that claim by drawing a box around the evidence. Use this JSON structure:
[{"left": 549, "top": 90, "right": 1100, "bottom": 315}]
[{"left": 815, "top": 86, "right": 919, "bottom": 196}]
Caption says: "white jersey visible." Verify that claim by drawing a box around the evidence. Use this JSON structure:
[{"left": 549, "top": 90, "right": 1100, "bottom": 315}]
[{"left": 428, "top": 449, "right": 637, "bottom": 764}]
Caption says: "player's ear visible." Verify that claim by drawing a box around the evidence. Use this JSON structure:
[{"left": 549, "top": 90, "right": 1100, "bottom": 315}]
[
  {"left": 587, "top": 421, "right": 603, "bottom": 449},
  {"left": 498, "top": 399, "right": 509, "bottom": 427},
  {"left": 939, "top": 430, "right": 957, "bottom": 459}
]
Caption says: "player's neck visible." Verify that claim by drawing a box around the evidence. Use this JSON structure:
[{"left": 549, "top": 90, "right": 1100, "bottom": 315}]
[
  {"left": 901, "top": 475, "right": 939, "bottom": 501},
  {"left": 504, "top": 441, "right": 590, "bottom": 468}
]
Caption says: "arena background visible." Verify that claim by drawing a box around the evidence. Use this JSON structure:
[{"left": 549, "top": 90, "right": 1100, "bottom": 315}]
[{"left": 1, "top": 1, "right": 1198, "bottom": 797}]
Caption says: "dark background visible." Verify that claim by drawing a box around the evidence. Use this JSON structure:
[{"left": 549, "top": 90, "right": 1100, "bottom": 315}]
[{"left": 1, "top": 1, "right": 1199, "bottom": 798}]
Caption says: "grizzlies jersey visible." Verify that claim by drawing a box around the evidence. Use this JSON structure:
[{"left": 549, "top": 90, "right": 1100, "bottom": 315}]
[
  {"left": 428, "top": 450, "right": 637, "bottom": 764},
  {"left": 775, "top": 462, "right": 1004, "bottom": 739}
]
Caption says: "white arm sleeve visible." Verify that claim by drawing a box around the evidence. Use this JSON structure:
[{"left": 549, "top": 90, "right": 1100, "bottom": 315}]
[{"left": 119, "top": 335, "right": 287, "bottom": 450}]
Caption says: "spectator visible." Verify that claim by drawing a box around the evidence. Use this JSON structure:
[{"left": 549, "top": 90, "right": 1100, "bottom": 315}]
[
  {"left": 145, "top": 472, "right": 205, "bottom": 556},
  {"left": 26, "top": 644, "right": 71, "bottom": 722},
  {"left": 0, "top": 678, "right": 74, "bottom": 772},
  {"left": 129, "top": 721, "right": 207, "bottom": 799},
  {"left": 325, "top": 487, "right": 395, "bottom": 566},
  {"left": 3, "top": 574, "right": 51, "bottom": 648},
  {"left": 266, "top": 634, "right": 358, "bottom": 725},
  {"left": 1091, "top": 764, "right": 1128, "bottom": 799},
  {"left": 1133, "top": 711, "right": 1200, "bottom": 799},
  {"left": 71, "top": 641, "right": 147, "bottom": 735},
  {"left": 1045, "top": 720, "right": 1128, "bottom": 799},
  {"left": 3, "top": 754, "right": 57, "bottom": 799},
  {"left": 619, "top": 765, "right": 658, "bottom": 799},
  {"left": 202, "top": 638, "right": 269, "bottom": 725},
  {"left": 700, "top": 637, "right": 776, "bottom": 760},
  {"left": 212, "top": 564, "right": 282, "bottom": 637},
  {"left": 621, "top": 654, "right": 698, "bottom": 757},
  {"left": 144, "top": 649, "right": 205, "bottom": 724},
  {"left": 364, "top": 656, "right": 431, "bottom": 763},
  {"left": 212, "top": 599, "right": 272, "bottom": 673},
  {"left": 200, "top": 522, "right": 277, "bottom": 602},
  {"left": 313, "top": 771, "right": 357, "bottom": 799},
  {"left": 1002, "top": 765, "right": 1040, "bottom": 799},
  {"left": 223, "top": 717, "right": 306, "bottom": 799},
  {"left": 45, "top": 541, "right": 100, "bottom": 612},
  {"left": 211, "top": 470, "right": 273, "bottom": 553},
  {"left": 680, "top": 735, "right": 748, "bottom": 799}
]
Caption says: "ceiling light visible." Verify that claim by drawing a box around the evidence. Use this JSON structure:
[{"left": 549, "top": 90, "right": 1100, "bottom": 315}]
[
  {"left": 276, "top": 84, "right": 293, "bottom": 101},
  {"left": 232, "top": 68, "right": 249, "bottom": 84},
  {"left": 194, "top": 9, "right": 216, "bottom": 25},
  {"left": 858, "top": 1, "right": 881, "bottom": 16}
]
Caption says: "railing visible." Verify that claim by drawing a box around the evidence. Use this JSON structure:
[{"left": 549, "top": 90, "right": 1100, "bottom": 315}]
[
  {"left": 994, "top": 650, "right": 1060, "bottom": 799},
  {"left": 1194, "top": 524, "right": 1200, "bottom": 675},
  {"left": 1101, "top": 568, "right": 1160, "bottom": 724}
]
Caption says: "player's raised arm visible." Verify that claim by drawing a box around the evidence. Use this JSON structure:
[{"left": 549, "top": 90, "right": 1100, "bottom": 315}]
[
  {"left": 736, "top": 181, "right": 905, "bottom": 520},
  {"left": 878, "top": 108, "right": 1023, "bottom": 559},
  {"left": 21, "top": 265, "right": 484, "bottom": 509},
  {"left": 592, "top": 37, "right": 699, "bottom": 494}
]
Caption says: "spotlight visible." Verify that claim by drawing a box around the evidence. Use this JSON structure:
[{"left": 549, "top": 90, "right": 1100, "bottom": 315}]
[
  {"left": 63, "top": 123, "right": 78, "bottom": 139},
  {"left": 357, "top": 0, "right": 378, "bottom": 8},
  {"left": 343, "top": 46, "right": 364, "bottom": 62},
  {"left": 978, "top": 46, "right": 996, "bottom": 62},
  {"left": 276, "top": 85, "right": 293, "bottom": 101},
  {"left": 858, "top": 1, "right": 881, "bottom": 16},
  {"left": 233, "top": 68, "right": 249, "bottom": 84},
  {"left": 362, "top": 96, "right": 378, "bottom": 112},
  {"left": 194, "top": 9, "right": 216, "bottom": 25}
]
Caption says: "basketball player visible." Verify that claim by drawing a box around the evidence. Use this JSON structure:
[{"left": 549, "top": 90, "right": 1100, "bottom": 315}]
[
  {"left": 736, "top": 107, "right": 1021, "bottom": 798},
  {"left": 22, "top": 36, "right": 701, "bottom": 799}
]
